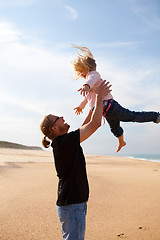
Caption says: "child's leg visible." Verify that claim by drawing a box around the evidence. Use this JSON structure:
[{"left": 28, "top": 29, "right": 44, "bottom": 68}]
[
  {"left": 117, "top": 134, "right": 126, "bottom": 153},
  {"left": 106, "top": 118, "right": 126, "bottom": 152},
  {"left": 110, "top": 100, "right": 159, "bottom": 123}
]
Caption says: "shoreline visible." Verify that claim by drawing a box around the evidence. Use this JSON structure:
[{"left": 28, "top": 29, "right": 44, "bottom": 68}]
[{"left": 0, "top": 148, "right": 160, "bottom": 166}]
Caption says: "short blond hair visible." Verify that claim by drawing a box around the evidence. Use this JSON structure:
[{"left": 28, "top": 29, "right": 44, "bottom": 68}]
[{"left": 72, "top": 44, "right": 97, "bottom": 79}]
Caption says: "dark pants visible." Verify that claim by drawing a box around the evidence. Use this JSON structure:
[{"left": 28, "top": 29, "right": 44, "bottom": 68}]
[{"left": 104, "top": 100, "right": 159, "bottom": 138}]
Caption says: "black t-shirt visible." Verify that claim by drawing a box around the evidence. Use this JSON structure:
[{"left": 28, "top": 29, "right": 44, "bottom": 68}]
[{"left": 51, "top": 129, "right": 89, "bottom": 206}]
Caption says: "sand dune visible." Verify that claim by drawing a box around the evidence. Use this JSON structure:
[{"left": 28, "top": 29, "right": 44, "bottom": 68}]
[{"left": 0, "top": 149, "right": 160, "bottom": 240}]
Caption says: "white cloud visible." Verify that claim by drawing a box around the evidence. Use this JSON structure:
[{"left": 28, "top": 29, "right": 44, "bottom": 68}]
[
  {"left": 0, "top": 20, "right": 79, "bottom": 145},
  {"left": 0, "top": 22, "right": 23, "bottom": 43},
  {"left": 93, "top": 41, "right": 146, "bottom": 48},
  {"left": 2, "top": 20, "right": 158, "bottom": 114},
  {"left": 127, "top": 0, "right": 160, "bottom": 31},
  {"left": 97, "top": 57, "right": 160, "bottom": 110},
  {"left": 0, "top": 19, "right": 159, "bottom": 152},
  {"left": 65, "top": 5, "right": 79, "bottom": 20},
  {"left": 0, "top": 0, "right": 35, "bottom": 8},
  {"left": 0, "top": 21, "right": 75, "bottom": 114},
  {"left": 0, "top": 21, "right": 72, "bottom": 77},
  {"left": 0, "top": 89, "right": 45, "bottom": 115}
]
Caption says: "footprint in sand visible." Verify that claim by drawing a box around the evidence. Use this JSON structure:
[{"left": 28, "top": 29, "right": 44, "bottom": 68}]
[
  {"left": 138, "top": 226, "right": 146, "bottom": 230},
  {"left": 117, "top": 233, "right": 126, "bottom": 238}
]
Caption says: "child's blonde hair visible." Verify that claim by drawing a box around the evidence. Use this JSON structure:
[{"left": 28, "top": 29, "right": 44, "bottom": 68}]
[{"left": 72, "top": 44, "right": 97, "bottom": 79}]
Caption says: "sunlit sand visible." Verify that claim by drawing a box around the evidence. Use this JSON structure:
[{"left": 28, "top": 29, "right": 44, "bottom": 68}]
[{"left": 0, "top": 149, "right": 160, "bottom": 240}]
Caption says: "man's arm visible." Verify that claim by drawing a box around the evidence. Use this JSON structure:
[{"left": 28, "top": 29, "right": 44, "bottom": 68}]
[
  {"left": 81, "top": 109, "right": 92, "bottom": 127},
  {"left": 79, "top": 81, "right": 111, "bottom": 143}
]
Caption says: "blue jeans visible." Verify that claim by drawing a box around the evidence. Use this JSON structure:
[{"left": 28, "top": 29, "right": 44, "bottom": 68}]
[
  {"left": 104, "top": 99, "right": 159, "bottom": 137},
  {"left": 57, "top": 202, "right": 87, "bottom": 240}
]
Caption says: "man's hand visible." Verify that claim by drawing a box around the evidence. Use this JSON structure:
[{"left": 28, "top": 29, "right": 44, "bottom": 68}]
[
  {"left": 79, "top": 80, "right": 112, "bottom": 143},
  {"left": 78, "top": 84, "right": 90, "bottom": 97},
  {"left": 95, "top": 80, "right": 112, "bottom": 97}
]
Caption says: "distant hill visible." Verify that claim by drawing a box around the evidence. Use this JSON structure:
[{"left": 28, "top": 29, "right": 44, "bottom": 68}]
[{"left": 0, "top": 141, "right": 42, "bottom": 150}]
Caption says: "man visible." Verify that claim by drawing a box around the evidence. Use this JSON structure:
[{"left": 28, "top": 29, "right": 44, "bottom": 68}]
[{"left": 40, "top": 81, "right": 111, "bottom": 240}]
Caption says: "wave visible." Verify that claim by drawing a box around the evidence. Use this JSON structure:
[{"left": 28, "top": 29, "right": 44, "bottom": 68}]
[{"left": 126, "top": 154, "right": 160, "bottom": 163}]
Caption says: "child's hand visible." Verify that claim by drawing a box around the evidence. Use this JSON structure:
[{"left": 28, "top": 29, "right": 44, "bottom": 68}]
[
  {"left": 78, "top": 84, "right": 90, "bottom": 97},
  {"left": 74, "top": 107, "right": 83, "bottom": 115}
]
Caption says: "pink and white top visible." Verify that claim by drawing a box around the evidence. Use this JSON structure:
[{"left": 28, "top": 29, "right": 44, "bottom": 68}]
[{"left": 78, "top": 71, "right": 113, "bottom": 110}]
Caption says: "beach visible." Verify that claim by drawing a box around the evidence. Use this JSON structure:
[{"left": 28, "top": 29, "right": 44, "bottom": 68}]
[{"left": 0, "top": 149, "right": 160, "bottom": 240}]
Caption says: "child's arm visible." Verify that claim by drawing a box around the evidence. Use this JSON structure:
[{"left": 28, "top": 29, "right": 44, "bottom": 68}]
[
  {"left": 74, "top": 97, "right": 88, "bottom": 115},
  {"left": 78, "top": 84, "right": 90, "bottom": 97},
  {"left": 74, "top": 107, "right": 83, "bottom": 115},
  {"left": 79, "top": 81, "right": 111, "bottom": 143},
  {"left": 79, "top": 72, "right": 101, "bottom": 96},
  {"left": 86, "top": 71, "right": 101, "bottom": 88}
]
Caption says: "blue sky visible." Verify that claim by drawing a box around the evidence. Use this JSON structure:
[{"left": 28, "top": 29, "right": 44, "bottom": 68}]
[{"left": 0, "top": 0, "right": 160, "bottom": 156}]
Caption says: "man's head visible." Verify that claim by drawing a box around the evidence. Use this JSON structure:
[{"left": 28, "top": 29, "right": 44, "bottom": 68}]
[{"left": 40, "top": 114, "right": 70, "bottom": 148}]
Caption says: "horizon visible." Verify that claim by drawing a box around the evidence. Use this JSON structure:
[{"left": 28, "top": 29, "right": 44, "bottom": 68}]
[
  {"left": 0, "top": 140, "right": 160, "bottom": 163},
  {"left": 1, "top": 140, "right": 160, "bottom": 158},
  {"left": 0, "top": 0, "right": 160, "bottom": 156}
]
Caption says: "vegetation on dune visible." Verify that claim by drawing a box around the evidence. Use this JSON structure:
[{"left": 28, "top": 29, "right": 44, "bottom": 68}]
[{"left": 0, "top": 141, "right": 42, "bottom": 150}]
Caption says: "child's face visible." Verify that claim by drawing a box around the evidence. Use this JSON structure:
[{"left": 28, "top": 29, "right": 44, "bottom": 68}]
[{"left": 80, "top": 71, "right": 87, "bottom": 79}]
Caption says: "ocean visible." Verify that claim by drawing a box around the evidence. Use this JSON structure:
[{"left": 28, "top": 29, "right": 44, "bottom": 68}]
[{"left": 123, "top": 154, "right": 160, "bottom": 163}]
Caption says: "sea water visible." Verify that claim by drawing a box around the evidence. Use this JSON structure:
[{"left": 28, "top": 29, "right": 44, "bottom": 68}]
[{"left": 124, "top": 154, "right": 160, "bottom": 163}]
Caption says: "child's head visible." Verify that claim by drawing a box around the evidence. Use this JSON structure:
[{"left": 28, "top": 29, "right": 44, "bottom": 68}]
[{"left": 72, "top": 44, "right": 97, "bottom": 79}]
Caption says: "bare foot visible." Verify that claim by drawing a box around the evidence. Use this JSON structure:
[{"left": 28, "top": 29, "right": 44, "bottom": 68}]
[{"left": 116, "top": 141, "right": 126, "bottom": 152}]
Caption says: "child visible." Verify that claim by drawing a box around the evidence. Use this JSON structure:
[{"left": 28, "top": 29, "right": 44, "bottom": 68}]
[{"left": 72, "top": 44, "right": 160, "bottom": 152}]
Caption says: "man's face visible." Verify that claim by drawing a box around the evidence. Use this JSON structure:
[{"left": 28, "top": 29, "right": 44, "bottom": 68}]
[{"left": 50, "top": 115, "right": 70, "bottom": 134}]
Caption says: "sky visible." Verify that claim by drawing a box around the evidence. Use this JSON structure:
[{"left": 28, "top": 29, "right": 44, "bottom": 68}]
[{"left": 0, "top": 0, "right": 160, "bottom": 156}]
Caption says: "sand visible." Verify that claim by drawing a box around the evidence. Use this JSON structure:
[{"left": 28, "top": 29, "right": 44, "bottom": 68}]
[{"left": 0, "top": 149, "right": 160, "bottom": 240}]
